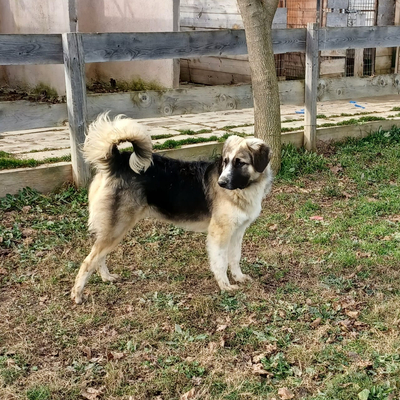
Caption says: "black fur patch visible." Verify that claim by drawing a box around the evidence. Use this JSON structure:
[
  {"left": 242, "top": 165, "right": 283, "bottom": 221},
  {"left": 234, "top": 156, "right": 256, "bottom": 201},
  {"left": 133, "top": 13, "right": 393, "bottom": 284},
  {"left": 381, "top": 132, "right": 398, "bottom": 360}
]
[
  {"left": 109, "top": 152, "right": 216, "bottom": 221},
  {"left": 252, "top": 144, "right": 270, "bottom": 173}
]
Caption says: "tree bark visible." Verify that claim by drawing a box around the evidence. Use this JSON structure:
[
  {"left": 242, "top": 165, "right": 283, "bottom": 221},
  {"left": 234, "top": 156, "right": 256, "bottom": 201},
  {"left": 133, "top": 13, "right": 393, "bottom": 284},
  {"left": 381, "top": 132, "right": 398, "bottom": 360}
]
[{"left": 237, "top": 0, "right": 281, "bottom": 174}]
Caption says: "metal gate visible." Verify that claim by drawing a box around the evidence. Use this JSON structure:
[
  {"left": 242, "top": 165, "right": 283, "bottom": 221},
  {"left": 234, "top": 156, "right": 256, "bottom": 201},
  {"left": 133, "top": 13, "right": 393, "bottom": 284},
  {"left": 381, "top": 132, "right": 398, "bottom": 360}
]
[{"left": 324, "top": 0, "right": 377, "bottom": 76}]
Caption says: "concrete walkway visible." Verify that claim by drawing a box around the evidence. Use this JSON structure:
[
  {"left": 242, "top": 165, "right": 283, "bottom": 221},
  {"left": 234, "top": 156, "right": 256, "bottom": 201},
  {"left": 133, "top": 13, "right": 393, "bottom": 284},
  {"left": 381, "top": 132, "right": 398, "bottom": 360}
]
[{"left": 1, "top": 95, "right": 399, "bottom": 161}]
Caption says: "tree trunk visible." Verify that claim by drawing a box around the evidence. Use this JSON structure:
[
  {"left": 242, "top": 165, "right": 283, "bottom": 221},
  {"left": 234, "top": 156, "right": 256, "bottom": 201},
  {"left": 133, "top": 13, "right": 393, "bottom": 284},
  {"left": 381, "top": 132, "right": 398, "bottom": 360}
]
[{"left": 237, "top": 0, "right": 281, "bottom": 174}]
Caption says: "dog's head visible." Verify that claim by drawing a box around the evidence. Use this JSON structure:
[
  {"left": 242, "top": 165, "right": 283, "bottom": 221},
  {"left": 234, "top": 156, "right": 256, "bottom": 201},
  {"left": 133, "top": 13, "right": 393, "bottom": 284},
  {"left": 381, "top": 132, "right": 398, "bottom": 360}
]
[{"left": 218, "top": 136, "right": 271, "bottom": 190}]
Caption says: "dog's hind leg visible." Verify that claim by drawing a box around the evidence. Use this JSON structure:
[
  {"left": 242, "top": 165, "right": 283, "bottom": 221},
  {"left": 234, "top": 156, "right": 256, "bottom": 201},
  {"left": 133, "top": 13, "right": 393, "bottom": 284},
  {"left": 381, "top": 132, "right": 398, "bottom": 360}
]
[
  {"left": 98, "top": 257, "right": 119, "bottom": 282},
  {"left": 228, "top": 225, "right": 252, "bottom": 283},
  {"left": 71, "top": 215, "right": 139, "bottom": 304}
]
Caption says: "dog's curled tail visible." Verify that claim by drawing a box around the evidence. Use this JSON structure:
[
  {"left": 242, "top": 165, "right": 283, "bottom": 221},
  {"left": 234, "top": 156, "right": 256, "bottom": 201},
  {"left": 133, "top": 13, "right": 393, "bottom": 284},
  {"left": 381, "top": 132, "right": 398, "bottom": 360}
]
[{"left": 83, "top": 112, "right": 153, "bottom": 174}]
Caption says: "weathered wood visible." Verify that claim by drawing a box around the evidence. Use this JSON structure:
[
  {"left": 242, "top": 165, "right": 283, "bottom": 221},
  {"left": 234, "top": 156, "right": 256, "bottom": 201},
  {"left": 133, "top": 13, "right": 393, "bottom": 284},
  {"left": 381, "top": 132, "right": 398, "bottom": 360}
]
[
  {"left": 326, "top": 13, "right": 347, "bottom": 28},
  {"left": 395, "top": 0, "right": 400, "bottom": 73},
  {"left": 180, "top": 66, "right": 252, "bottom": 85},
  {"left": 320, "top": 58, "right": 345, "bottom": 76},
  {"left": 181, "top": 56, "right": 252, "bottom": 84},
  {"left": 62, "top": 33, "right": 90, "bottom": 187},
  {"left": 82, "top": 30, "right": 248, "bottom": 62},
  {"left": 0, "top": 101, "right": 67, "bottom": 133},
  {"left": 82, "top": 29, "right": 306, "bottom": 62},
  {"left": 327, "top": 0, "right": 348, "bottom": 9},
  {"left": 180, "top": 7, "right": 287, "bottom": 29},
  {"left": 304, "top": 23, "right": 319, "bottom": 152},
  {"left": 0, "top": 34, "right": 63, "bottom": 65},
  {"left": 68, "top": 0, "right": 78, "bottom": 32},
  {"left": 1, "top": 26, "right": 400, "bottom": 66},
  {"left": 3, "top": 73, "right": 400, "bottom": 133},
  {"left": 377, "top": 0, "right": 395, "bottom": 26},
  {"left": 0, "top": 162, "right": 72, "bottom": 198},
  {"left": 354, "top": 48, "right": 364, "bottom": 77},
  {"left": 317, "top": 74, "right": 400, "bottom": 101},
  {"left": 319, "top": 26, "right": 400, "bottom": 51}
]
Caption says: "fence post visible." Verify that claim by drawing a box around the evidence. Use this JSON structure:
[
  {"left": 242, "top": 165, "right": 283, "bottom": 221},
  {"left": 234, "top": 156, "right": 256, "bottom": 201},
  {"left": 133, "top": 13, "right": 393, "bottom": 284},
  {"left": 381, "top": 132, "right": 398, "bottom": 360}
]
[
  {"left": 68, "top": 0, "right": 78, "bottom": 33},
  {"left": 62, "top": 32, "right": 90, "bottom": 187},
  {"left": 304, "top": 22, "right": 319, "bottom": 152}
]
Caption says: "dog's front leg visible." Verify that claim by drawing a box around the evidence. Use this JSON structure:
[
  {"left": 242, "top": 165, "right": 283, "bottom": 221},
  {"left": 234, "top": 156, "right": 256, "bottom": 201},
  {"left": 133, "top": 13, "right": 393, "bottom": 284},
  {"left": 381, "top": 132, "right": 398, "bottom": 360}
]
[
  {"left": 207, "top": 219, "right": 238, "bottom": 291},
  {"left": 229, "top": 225, "right": 252, "bottom": 283}
]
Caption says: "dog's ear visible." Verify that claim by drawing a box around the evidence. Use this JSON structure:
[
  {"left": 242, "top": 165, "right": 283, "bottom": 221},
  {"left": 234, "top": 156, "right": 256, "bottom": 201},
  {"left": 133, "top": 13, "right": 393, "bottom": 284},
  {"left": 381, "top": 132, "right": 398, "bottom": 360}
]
[{"left": 248, "top": 141, "right": 271, "bottom": 173}]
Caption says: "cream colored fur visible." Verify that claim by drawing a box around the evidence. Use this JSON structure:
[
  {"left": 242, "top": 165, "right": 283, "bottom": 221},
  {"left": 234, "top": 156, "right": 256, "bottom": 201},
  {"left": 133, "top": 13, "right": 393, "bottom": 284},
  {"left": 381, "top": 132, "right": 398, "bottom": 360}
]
[{"left": 83, "top": 113, "right": 153, "bottom": 174}]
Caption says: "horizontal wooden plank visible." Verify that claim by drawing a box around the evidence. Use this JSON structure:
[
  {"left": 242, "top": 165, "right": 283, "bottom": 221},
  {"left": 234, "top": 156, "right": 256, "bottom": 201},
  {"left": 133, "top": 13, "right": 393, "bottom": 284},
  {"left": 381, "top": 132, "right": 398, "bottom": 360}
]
[
  {"left": 0, "top": 34, "right": 63, "bottom": 65},
  {"left": 1, "top": 73, "right": 399, "bottom": 133},
  {"left": 0, "top": 100, "right": 67, "bottom": 132},
  {"left": 317, "top": 74, "right": 400, "bottom": 101},
  {"left": 180, "top": 0, "right": 240, "bottom": 14},
  {"left": 320, "top": 58, "right": 345, "bottom": 76},
  {"left": 185, "top": 56, "right": 251, "bottom": 75},
  {"left": 82, "top": 30, "right": 247, "bottom": 62},
  {"left": 319, "top": 26, "right": 400, "bottom": 51},
  {"left": 83, "top": 29, "right": 305, "bottom": 63},
  {"left": 2, "top": 26, "right": 399, "bottom": 66},
  {"left": 0, "top": 162, "right": 72, "bottom": 197},
  {"left": 180, "top": 66, "right": 251, "bottom": 85},
  {"left": 180, "top": 8, "right": 287, "bottom": 29}
]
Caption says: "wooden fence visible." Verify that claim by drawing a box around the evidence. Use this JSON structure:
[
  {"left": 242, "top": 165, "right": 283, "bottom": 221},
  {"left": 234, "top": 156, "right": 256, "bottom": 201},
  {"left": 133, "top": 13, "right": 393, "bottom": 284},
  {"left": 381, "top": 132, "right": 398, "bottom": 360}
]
[{"left": 1, "top": 25, "right": 400, "bottom": 186}]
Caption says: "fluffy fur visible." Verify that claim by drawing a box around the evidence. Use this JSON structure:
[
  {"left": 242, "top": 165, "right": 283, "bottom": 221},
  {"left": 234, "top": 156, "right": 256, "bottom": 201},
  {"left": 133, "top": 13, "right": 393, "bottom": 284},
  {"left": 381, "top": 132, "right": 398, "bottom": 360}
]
[{"left": 71, "top": 113, "right": 273, "bottom": 304}]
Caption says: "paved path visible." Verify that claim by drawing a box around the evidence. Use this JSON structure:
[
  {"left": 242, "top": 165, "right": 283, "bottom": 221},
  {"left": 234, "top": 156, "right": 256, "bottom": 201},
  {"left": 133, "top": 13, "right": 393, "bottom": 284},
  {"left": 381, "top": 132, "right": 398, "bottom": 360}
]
[{"left": 1, "top": 95, "right": 399, "bottom": 161}]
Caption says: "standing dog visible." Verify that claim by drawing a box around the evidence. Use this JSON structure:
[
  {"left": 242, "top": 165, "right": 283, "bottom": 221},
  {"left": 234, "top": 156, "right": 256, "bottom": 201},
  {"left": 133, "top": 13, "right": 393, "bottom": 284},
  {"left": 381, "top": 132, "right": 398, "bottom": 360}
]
[{"left": 71, "top": 113, "right": 273, "bottom": 304}]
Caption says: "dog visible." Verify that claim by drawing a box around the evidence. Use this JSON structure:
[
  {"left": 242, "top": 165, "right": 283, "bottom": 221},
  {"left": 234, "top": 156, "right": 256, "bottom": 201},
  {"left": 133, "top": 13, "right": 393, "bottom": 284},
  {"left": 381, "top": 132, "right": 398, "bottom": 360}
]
[{"left": 71, "top": 113, "right": 273, "bottom": 304}]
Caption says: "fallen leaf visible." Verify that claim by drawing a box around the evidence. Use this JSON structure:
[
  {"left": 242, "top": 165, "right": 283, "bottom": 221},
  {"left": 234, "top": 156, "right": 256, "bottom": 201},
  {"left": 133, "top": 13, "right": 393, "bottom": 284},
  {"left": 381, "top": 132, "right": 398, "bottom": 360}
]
[
  {"left": 311, "top": 317, "right": 322, "bottom": 328},
  {"left": 192, "top": 376, "right": 202, "bottom": 386},
  {"left": 263, "top": 343, "right": 277, "bottom": 354},
  {"left": 216, "top": 324, "right": 228, "bottom": 332},
  {"left": 208, "top": 342, "right": 218, "bottom": 352},
  {"left": 252, "top": 363, "right": 270, "bottom": 376},
  {"left": 278, "top": 387, "right": 294, "bottom": 399},
  {"left": 268, "top": 224, "right": 278, "bottom": 231},
  {"left": 107, "top": 351, "right": 125, "bottom": 361},
  {"left": 82, "top": 347, "right": 92, "bottom": 359},
  {"left": 0, "top": 267, "right": 7, "bottom": 275},
  {"left": 329, "top": 165, "right": 343, "bottom": 174},
  {"left": 252, "top": 353, "right": 266, "bottom": 363},
  {"left": 310, "top": 216, "right": 324, "bottom": 221},
  {"left": 180, "top": 388, "right": 196, "bottom": 400},
  {"left": 346, "top": 311, "right": 359, "bottom": 319},
  {"left": 81, "top": 386, "right": 104, "bottom": 400}
]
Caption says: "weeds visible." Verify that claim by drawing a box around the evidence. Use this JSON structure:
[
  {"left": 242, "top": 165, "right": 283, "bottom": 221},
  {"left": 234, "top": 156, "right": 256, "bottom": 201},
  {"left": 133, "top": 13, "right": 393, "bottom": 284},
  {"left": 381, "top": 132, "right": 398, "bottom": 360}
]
[{"left": 1, "top": 127, "right": 400, "bottom": 398}]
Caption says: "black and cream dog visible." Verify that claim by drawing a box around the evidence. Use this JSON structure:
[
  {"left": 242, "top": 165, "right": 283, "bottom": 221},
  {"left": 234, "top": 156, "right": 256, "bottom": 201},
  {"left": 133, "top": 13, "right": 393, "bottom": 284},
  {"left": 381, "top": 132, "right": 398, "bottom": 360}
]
[{"left": 71, "top": 113, "right": 273, "bottom": 304}]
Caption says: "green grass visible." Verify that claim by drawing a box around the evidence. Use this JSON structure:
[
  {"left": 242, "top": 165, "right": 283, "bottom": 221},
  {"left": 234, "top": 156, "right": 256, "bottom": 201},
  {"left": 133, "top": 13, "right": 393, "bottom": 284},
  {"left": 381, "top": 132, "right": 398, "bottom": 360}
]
[
  {"left": 87, "top": 78, "right": 165, "bottom": 92},
  {"left": 277, "top": 143, "right": 328, "bottom": 180},
  {"left": 1, "top": 126, "right": 400, "bottom": 399},
  {"left": 0, "top": 151, "right": 71, "bottom": 170}
]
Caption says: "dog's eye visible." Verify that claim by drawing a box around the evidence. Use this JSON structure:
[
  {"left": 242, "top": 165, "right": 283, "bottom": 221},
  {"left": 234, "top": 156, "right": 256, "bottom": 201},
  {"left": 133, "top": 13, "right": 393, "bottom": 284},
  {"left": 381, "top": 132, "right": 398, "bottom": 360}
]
[
  {"left": 223, "top": 158, "right": 229, "bottom": 165},
  {"left": 235, "top": 159, "right": 246, "bottom": 168}
]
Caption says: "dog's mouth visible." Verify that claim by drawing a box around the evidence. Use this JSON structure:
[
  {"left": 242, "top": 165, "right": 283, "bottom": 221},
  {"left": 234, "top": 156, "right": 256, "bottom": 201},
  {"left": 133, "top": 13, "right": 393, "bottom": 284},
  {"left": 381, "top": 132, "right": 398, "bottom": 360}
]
[{"left": 218, "top": 181, "right": 247, "bottom": 190}]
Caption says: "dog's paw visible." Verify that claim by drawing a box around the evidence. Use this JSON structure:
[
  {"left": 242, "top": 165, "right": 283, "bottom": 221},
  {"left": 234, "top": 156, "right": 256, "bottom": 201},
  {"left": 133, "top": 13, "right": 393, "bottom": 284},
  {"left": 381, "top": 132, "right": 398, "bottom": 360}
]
[
  {"left": 232, "top": 273, "right": 253, "bottom": 283},
  {"left": 71, "top": 286, "right": 84, "bottom": 304},
  {"left": 219, "top": 283, "right": 239, "bottom": 291},
  {"left": 100, "top": 272, "right": 119, "bottom": 282}
]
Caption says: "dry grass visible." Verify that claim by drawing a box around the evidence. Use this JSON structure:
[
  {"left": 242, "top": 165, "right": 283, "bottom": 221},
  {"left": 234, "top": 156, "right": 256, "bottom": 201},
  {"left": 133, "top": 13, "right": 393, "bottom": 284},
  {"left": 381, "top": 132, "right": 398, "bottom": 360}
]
[{"left": 1, "top": 127, "right": 400, "bottom": 399}]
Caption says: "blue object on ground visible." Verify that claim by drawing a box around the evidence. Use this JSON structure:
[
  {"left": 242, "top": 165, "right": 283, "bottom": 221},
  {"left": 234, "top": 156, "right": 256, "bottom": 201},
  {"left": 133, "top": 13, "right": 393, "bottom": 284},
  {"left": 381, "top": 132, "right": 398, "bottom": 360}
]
[
  {"left": 296, "top": 109, "right": 305, "bottom": 114},
  {"left": 349, "top": 100, "right": 365, "bottom": 109}
]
